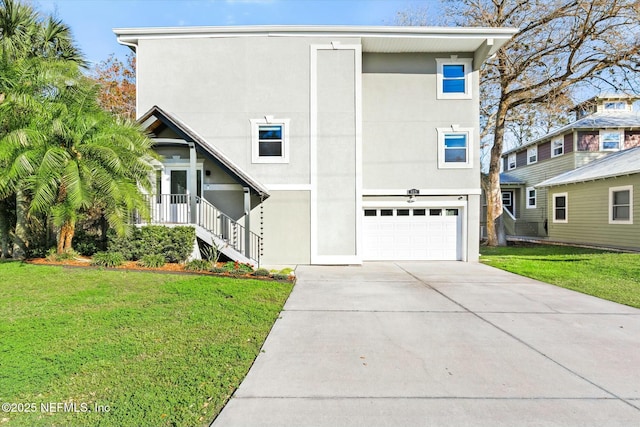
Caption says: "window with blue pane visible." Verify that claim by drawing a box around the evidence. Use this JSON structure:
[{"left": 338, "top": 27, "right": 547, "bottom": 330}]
[
  {"left": 258, "top": 125, "right": 283, "bottom": 157},
  {"left": 444, "top": 134, "right": 467, "bottom": 163},
  {"left": 442, "top": 64, "right": 465, "bottom": 93}
]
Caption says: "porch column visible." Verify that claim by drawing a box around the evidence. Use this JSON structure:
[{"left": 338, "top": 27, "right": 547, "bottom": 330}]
[
  {"left": 188, "top": 142, "right": 197, "bottom": 224},
  {"left": 243, "top": 187, "right": 251, "bottom": 259}
]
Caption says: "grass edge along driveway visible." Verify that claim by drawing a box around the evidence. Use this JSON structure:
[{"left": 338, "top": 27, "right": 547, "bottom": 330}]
[
  {"left": 0, "top": 262, "right": 293, "bottom": 427},
  {"left": 480, "top": 244, "right": 640, "bottom": 309}
]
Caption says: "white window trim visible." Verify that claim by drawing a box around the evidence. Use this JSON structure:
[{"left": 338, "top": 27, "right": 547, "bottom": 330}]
[
  {"left": 527, "top": 146, "right": 538, "bottom": 165},
  {"left": 251, "top": 117, "right": 290, "bottom": 164},
  {"left": 526, "top": 187, "right": 537, "bottom": 209},
  {"left": 436, "top": 58, "right": 473, "bottom": 100},
  {"left": 437, "top": 127, "right": 473, "bottom": 169},
  {"left": 609, "top": 185, "right": 633, "bottom": 224},
  {"left": 552, "top": 192, "right": 568, "bottom": 224},
  {"left": 551, "top": 137, "right": 564, "bottom": 157},
  {"left": 507, "top": 153, "right": 516, "bottom": 170},
  {"left": 599, "top": 129, "right": 623, "bottom": 152}
]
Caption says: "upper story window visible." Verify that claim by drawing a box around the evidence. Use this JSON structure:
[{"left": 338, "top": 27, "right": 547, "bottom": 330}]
[
  {"left": 507, "top": 153, "right": 516, "bottom": 170},
  {"left": 600, "top": 130, "right": 622, "bottom": 151},
  {"left": 527, "top": 146, "right": 538, "bottom": 165},
  {"left": 609, "top": 185, "right": 633, "bottom": 224},
  {"left": 604, "top": 101, "right": 626, "bottom": 111},
  {"left": 251, "top": 117, "right": 290, "bottom": 164},
  {"left": 552, "top": 137, "right": 564, "bottom": 157},
  {"left": 437, "top": 127, "right": 473, "bottom": 169},
  {"left": 436, "top": 58, "right": 473, "bottom": 100}
]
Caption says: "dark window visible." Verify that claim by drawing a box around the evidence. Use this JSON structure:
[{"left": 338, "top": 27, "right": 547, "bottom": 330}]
[
  {"left": 380, "top": 209, "right": 393, "bottom": 216},
  {"left": 446, "top": 209, "right": 459, "bottom": 216},
  {"left": 429, "top": 209, "right": 442, "bottom": 216},
  {"left": 364, "top": 209, "right": 377, "bottom": 217},
  {"left": 413, "top": 209, "right": 426, "bottom": 216},
  {"left": 554, "top": 195, "right": 567, "bottom": 221},
  {"left": 397, "top": 209, "right": 410, "bottom": 216},
  {"left": 258, "top": 125, "right": 283, "bottom": 156},
  {"left": 612, "top": 190, "right": 631, "bottom": 221}
]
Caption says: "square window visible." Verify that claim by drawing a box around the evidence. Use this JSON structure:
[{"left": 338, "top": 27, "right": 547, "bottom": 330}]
[
  {"left": 251, "top": 118, "right": 290, "bottom": 163},
  {"left": 609, "top": 186, "right": 633, "bottom": 224},
  {"left": 437, "top": 128, "right": 473, "bottom": 169},
  {"left": 436, "top": 58, "right": 472, "bottom": 100},
  {"left": 552, "top": 138, "right": 564, "bottom": 157},
  {"left": 553, "top": 193, "right": 568, "bottom": 223},
  {"left": 600, "top": 130, "right": 622, "bottom": 151}
]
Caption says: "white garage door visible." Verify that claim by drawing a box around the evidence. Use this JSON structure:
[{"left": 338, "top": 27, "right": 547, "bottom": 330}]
[{"left": 363, "top": 207, "right": 461, "bottom": 261}]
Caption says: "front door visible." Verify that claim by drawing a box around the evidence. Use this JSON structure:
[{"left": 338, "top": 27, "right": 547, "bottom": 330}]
[
  {"left": 161, "top": 168, "right": 202, "bottom": 223},
  {"left": 502, "top": 190, "right": 515, "bottom": 216}
]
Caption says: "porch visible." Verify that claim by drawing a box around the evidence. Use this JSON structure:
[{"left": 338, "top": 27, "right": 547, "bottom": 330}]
[{"left": 135, "top": 194, "right": 262, "bottom": 266}]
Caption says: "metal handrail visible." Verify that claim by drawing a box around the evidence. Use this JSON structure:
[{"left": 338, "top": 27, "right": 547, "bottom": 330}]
[{"left": 135, "top": 194, "right": 261, "bottom": 264}]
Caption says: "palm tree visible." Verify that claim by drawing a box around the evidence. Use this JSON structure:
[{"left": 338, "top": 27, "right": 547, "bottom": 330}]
[
  {"left": 0, "top": 0, "right": 88, "bottom": 258},
  {"left": 0, "top": 75, "right": 156, "bottom": 254}
]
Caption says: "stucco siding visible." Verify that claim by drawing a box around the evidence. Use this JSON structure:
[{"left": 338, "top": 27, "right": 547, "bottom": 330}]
[
  {"left": 254, "top": 191, "right": 311, "bottom": 265},
  {"left": 547, "top": 175, "right": 640, "bottom": 250},
  {"left": 362, "top": 53, "right": 480, "bottom": 190},
  {"left": 138, "top": 36, "right": 357, "bottom": 186}
]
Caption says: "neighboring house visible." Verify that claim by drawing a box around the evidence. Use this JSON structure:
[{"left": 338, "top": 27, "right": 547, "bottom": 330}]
[
  {"left": 115, "top": 25, "right": 516, "bottom": 266},
  {"left": 536, "top": 146, "right": 640, "bottom": 251},
  {"left": 494, "top": 94, "right": 640, "bottom": 238}
]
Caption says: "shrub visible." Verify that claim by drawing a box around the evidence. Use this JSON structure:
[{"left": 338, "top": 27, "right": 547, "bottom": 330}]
[
  {"left": 222, "top": 261, "right": 254, "bottom": 274},
  {"left": 91, "top": 252, "right": 124, "bottom": 268},
  {"left": 138, "top": 254, "right": 166, "bottom": 268},
  {"left": 184, "top": 259, "right": 212, "bottom": 271},
  {"left": 108, "top": 226, "right": 195, "bottom": 262},
  {"left": 211, "top": 266, "right": 226, "bottom": 274},
  {"left": 272, "top": 273, "right": 290, "bottom": 281},
  {"left": 253, "top": 268, "right": 270, "bottom": 277},
  {"left": 46, "top": 248, "right": 79, "bottom": 262}
]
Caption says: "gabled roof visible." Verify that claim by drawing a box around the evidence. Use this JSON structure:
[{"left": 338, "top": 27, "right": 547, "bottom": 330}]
[
  {"left": 138, "top": 106, "right": 270, "bottom": 198},
  {"left": 115, "top": 25, "right": 517, "bottom": 63},
  {"left": 499, "top": 173, "right": 525, "bottom": 185},
  {"left": 503, "top": 111, "right": 640, "bottom": 156},
  {"left": 537, "top": 146, "right": 640, "bottom": 188}
]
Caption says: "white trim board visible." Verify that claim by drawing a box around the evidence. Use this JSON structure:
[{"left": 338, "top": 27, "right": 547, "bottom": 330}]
[{"left": 266, "top": 184, "right": 312, "bottom": 191}]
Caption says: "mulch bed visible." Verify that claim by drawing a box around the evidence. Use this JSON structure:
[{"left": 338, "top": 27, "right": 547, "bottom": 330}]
[{"left": 26, "top": 257, "right": 294, "bottom": 282}]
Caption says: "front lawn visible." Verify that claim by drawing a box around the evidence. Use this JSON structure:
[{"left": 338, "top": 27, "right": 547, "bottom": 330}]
[
  {"left": 0, "top": 262, "right": 293, "bottom": 427},
  {"left": 480, "top": 244, "right": 640, "bottom": 309}
]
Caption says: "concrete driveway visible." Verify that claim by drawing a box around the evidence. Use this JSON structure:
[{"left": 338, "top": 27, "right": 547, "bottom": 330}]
[{"left": 212, "top": 262, "right": 640, "bottom": 426}]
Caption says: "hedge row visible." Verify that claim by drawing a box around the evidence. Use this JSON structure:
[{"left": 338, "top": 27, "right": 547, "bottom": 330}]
[{"left": 108, "top": 226, "right": 195, "bottom": 263}]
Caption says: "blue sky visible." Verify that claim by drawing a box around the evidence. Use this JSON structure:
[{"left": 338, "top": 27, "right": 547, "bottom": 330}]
[{"left": 36, "top": 0, "right": 438, "bottom": 65}]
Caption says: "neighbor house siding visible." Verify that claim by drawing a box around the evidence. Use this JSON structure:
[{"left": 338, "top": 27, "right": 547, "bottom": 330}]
[
  {"left": 507, "top": 153, "right": 576, "bottom": 229},
  {"left": 625, "top": 130, "right": 640, "bottom": 149},
  {"left": 564, "top": 133, "right": 574, "bottom": 153},
  {"left": 547, "top": 175, "right": 640, "bottom": 250}
]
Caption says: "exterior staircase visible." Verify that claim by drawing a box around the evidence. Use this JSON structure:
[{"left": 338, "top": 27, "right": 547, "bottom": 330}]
[{"left": 136, "top": 194, "right": 261, "bottom": 266}]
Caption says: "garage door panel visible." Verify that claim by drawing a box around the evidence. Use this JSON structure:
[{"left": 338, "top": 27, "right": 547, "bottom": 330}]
[{"left": 363, "top": 207, "right": 461, "bottom": 261}]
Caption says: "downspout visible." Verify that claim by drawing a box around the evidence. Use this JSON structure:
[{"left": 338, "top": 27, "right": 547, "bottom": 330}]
[{"left": 243, "top": 187, "right": 251, "bottom": 260}]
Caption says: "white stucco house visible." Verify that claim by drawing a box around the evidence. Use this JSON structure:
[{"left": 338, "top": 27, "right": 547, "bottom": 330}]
[{"left": 114, "top": 25, "right": 516, "bottom": 266}]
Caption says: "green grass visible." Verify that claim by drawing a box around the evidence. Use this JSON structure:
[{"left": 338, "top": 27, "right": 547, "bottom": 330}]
[
  {"left": 0, "top": 262, "right": 293, "bottom": 427},
  {"left": 480, "top": 244, "right": 640, "bottom": 308}
]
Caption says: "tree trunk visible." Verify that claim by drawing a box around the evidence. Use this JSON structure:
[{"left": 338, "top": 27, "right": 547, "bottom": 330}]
[
  {"left": 0, "top": 200, "right": 9, "bottom": 258},
  {"left": 57, "top": 220, "right": 75, "bottom": 254},
  {"left": 485, "top": 100, "right": 509, "bottom": 247},
  {"left": 12, "top": 190, "right": 28, "bottom": 259}
]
